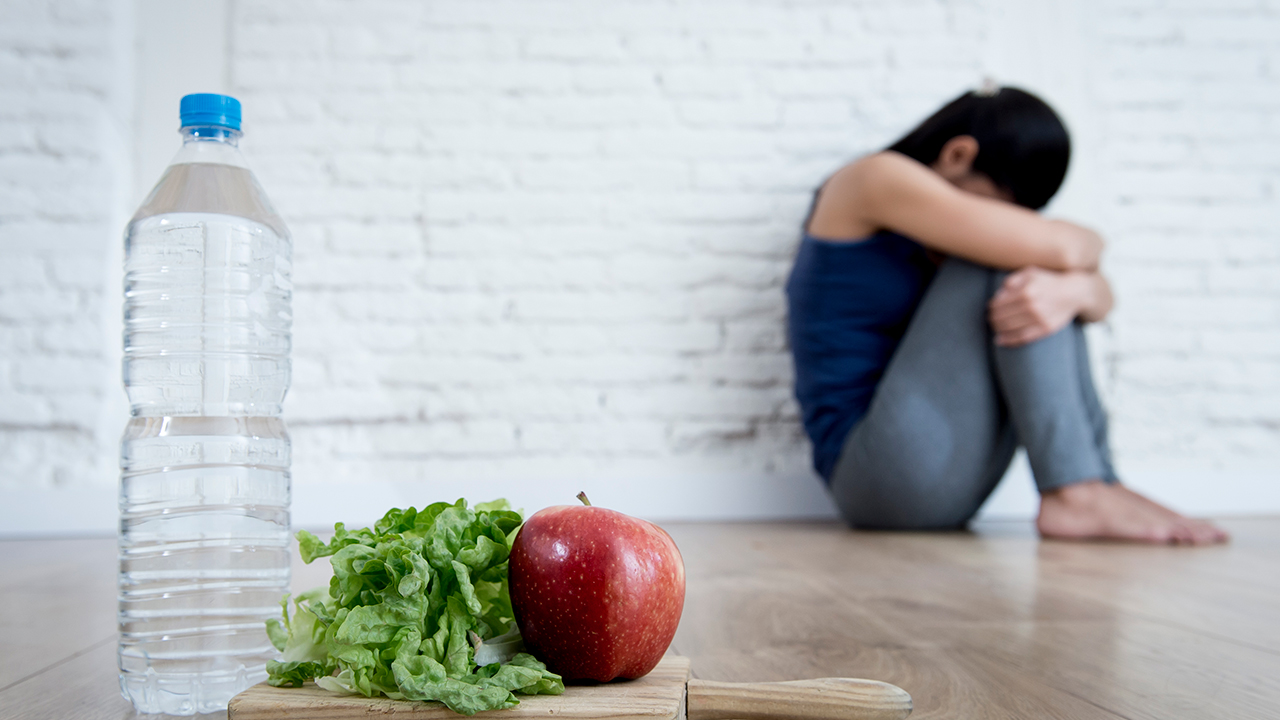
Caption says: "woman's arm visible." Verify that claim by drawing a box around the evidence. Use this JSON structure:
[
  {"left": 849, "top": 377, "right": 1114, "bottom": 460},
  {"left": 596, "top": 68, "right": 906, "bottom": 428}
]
[
  {"left": 810, "top": 152, "right": 1103, "bottom": 272},
  {"left": 988, "top": 268, "right": 1114, "bottom": 347}
]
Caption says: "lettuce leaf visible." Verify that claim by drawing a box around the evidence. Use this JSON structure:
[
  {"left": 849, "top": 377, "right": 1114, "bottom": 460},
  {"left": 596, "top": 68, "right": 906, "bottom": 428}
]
[{"left": 266, "top": 499, "right": 563, "bottom": 715}]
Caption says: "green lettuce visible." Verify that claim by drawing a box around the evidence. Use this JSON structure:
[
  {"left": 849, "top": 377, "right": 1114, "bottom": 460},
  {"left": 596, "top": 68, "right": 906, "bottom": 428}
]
[{"left": 266, "top": 499, "right": 563, "bottom": 715}]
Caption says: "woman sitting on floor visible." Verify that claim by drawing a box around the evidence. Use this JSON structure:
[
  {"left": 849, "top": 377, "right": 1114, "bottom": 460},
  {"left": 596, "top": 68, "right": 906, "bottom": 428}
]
[{"left": 787, "top": 85, "right": 1226, "bottom": 544}]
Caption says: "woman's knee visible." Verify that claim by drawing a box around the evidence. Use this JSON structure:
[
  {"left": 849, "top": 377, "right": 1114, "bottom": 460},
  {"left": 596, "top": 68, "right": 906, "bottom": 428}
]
[
  {"left": 829, "top": 457, "right": 985, "bottom": 531},
  {"left": 835, "top": 485, "right": 978, "bottom": 531}
]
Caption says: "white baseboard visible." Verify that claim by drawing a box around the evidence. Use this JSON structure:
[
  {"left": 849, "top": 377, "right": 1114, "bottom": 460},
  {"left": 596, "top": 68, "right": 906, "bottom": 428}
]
[
  {"left": 291, "top": 473, "right": 841, "bottom": 531},
  {"left": 0, "top": 472, "right": 841, "bottom": 537},
  {"left": 3, "top": 461, "right": 1275, "bottom": 537},
  {"left": 1, "top": 485, "right": 121, "bottom": 537}
]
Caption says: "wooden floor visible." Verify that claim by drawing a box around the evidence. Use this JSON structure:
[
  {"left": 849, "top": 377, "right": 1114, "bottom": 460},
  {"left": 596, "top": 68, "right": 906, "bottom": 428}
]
[{"left": 1, "top": 518, "right": 1277, "bottom": 719}]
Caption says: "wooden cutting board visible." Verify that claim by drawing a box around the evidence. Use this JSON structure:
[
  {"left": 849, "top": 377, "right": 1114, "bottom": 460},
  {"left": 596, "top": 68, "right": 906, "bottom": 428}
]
[
  {"left": 227, "top": 655, "right": 912, "bottom": 720},
  {"left": 229, "top": 656, "right": 691, "bottom": 720}
]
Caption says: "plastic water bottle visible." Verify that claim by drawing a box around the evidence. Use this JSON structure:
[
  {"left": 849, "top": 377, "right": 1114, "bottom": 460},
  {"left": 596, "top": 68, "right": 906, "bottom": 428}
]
[{"left": 118, "top": 94, "right": 292, "bottom": 715}]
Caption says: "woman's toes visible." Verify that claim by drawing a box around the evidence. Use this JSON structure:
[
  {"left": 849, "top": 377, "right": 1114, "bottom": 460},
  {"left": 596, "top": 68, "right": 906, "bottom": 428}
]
[
  {"left": 1192, "top": 521, "right": 1228, "bottom": 545},
  {"left": 1169, "top": 519, "right": 1219, "bottom": 545},
  {"left": 1175, "top": 525, "right": 1199, "bottom": 545}
]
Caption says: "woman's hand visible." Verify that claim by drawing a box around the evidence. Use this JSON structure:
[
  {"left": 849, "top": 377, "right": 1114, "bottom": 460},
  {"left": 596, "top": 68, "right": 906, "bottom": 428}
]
[{"left": 988, "top": 268, "right": 1113, "bottom": 347}]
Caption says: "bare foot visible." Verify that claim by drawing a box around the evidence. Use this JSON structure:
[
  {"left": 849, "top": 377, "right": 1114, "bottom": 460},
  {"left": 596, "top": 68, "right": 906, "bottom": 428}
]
[{"left": 1036, "top": 480, "right": 1229, "bottom": 545}]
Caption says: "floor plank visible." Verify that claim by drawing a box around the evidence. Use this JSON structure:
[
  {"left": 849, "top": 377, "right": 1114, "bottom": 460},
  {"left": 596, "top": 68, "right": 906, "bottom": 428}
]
[
  {"left": 0, "top": 538, "right": 117, "bottom": 690},
  {"left": 0, "top": 640, "right": 137, "bottom": 720}
]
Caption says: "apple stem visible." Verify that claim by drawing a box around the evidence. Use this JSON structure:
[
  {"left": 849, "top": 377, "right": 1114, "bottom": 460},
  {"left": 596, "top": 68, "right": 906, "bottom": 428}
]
[{"left": 576, "top": 491, "right": 592, "bottom": 506}]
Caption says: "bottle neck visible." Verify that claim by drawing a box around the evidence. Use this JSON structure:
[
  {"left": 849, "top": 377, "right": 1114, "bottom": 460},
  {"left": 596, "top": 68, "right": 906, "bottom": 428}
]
[
  {"left": 183, "top": 124, "right": 241, "bottom": 145},
  {"left": 171, "top": 125, "right": 248, "bottom": 168}
]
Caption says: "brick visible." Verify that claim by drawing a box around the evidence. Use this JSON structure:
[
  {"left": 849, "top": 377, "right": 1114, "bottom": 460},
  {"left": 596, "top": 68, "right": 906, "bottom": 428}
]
[
  {"left": 44, "top": 391, "right": 106, "bottom": 425},
  {"left": 13, "top": 357, "right": 105, "bottom": 392},
  {"left": 327, "top": 152, "right": 425, "bottom": 187},
  {"left": 571, "top": 65, "right": 661, "bottom": 95},
  {"left": 1108, "top": 233, "right": 1220, "bottom": 263},
  {"left": 328, "top": 222, "right": 423, "bottom": 255},
  {"left": 1181, "top": 16, "right": 1280, "bottom": 45},
  {"left": 515, "top": 291, "right": 688, "bottom": 322},
  {"left": 419, "top": 30, "right": 519, "bottom": 61},
  {"left": 0, "top": 289, "right": 81, "bottom": 321},
  {"left": 688, "top": 354, "right": 795, "bottom": 389},
  {"left": 293, "top": 254, "right": 421, "bottom": 290},
  {"left": 48, "top": 253, "right": 106, "bottom": 288},
  {"left": 328, "top": 290, "right": 508, "bottom": 323},
  {"left": 1111, "top": 170, "right": 1266, "bottom": 202},
  {"left": 667, "top": 420, "right": 759, "bottom": 453},
  {"left": 292, "top": 356, "right": 329, "bottom": 389},
  {"left": 1107, "top": 264, "right": 1205, "bottom": 294},
  {"left": 380, "top": 356, "right": 518, "bottom": 387},
  {"left": 1206, "top": 265, "right": 1280, "bottom": 294},
  {"left": 369, "top": 421, "right": 519, "bottom": 456},
  {"left": 457, "top": 385, "right": 606, "bottom": 419},
  {"left": 0, "top": 391, "right": 51, "bottom": 424},
  {"left": 519, "top": 420, "right": 667, "bottom": 454},
  {"left": 1202, "top": 394, "right": 1280, "bottom": 423},
  {"left": 690, "top": 286, "right": 785, "bottom": 321},
  {"left": 624, "top": 33, "right": 708, "bottom": 62},
  {"left": 528, "top": 324, "right": 613, "bottom": 354},
  {"left": 38, "top": 319, "right": 103, "bottom": 354},
  {"left": 522, "top": 32, "right": 626, "bottom": 62},
  {"left": 329, "top": 24, "right": 419, "bottom": 61},
  {"left": 724, "top": 320, "right": 787, "bottom": 353},
  {"left": 607, "top": 384, "right": 793, "bottom": 419},
  {"left": 235, "top": 25, "right": 329, "bottom": 60},
  {"left": 656, "top": 67, "right": 752, "bottom": 98},
  {"left": 1122, "top": 296, "right": 1280, "bottom": 328},
  {"left": 704, "top": 34, "right": 816, "bottom": 63},
  {"left": 397, "top": 61, "right": 575, "bottom": 95},
  {"left": 611, "top": 321, "right": 722, "bottom": 355},
  {"left": 1199, "top": 329, "right": 1280, "bottom": 358},
  {"left": 676, "top": 98, "right": 781, "bottom": 128},
  {"left": 507, "top": 95, "right": 675, "bottom": 128},
  {"left": 1110, "top": 324, "right": 1199, "bottom": 354},
  {"left": 287, "top": 387, "right": 425, "bottom": 424},
  {"left": 293, "top": 320, "right": 419, "bottom": 354},
  {"left": 1220, "top": 237, "right": 1280, "bottom": 263},
  {"left": 0, "top": 256, "right": 47, "bottom": 287},
  {"left": 516, "top": 158, "right": 689, "bottom": 192}
]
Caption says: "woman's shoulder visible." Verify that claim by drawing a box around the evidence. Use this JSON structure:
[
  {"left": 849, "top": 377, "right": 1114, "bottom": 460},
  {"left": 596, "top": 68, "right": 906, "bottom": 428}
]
[
  {"left": 809, "top": 152, "right": 935, "bottom": 240},
  {"left": 828, "top": 151, "right": 932, "bottom": 193}
]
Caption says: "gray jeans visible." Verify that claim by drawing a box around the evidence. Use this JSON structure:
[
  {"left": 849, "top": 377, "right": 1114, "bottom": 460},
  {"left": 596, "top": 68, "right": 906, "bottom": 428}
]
[{"left": 829, "top": 258, "right": 1118, "bottom": 530}]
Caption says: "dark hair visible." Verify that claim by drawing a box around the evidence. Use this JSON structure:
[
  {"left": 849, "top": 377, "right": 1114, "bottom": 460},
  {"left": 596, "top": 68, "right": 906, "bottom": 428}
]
[{"left": 887, "top": 86, "right": 1070, "bottom": 210}]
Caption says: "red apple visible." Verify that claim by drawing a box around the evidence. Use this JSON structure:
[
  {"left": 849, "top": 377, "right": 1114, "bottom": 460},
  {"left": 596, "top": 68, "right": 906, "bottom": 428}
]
[{"left": 508, "top": 493, "right": 685, "bottom": 682}]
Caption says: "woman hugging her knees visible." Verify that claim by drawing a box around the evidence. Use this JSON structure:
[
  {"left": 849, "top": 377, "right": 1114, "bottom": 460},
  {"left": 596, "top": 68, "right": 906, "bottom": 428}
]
[{"left": 786, "top": 85, "right": 1227, "bottom": 545}]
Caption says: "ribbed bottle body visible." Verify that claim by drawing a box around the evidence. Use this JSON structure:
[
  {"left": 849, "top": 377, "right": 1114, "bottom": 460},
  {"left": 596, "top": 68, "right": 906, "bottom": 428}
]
[
  {"left": 119, "top": 141, "right": 293, "bottom": 715},
  {"left": 117, "top": 417, "right": 290, "bottom": 714},
  {"left": 124, "top": 208, "right": 291, "bottom": 417}
]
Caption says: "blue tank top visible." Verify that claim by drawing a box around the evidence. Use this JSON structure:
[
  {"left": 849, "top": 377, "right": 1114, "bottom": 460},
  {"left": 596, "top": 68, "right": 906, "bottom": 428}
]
[{"left": 785, "top": 231, "right": 937, "bottom": 480}]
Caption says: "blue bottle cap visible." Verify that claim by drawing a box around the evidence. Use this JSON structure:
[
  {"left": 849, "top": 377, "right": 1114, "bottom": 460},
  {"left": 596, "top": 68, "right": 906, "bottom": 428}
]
[{"left": 179, "top": 93, "right": 242, "bottom": 131}]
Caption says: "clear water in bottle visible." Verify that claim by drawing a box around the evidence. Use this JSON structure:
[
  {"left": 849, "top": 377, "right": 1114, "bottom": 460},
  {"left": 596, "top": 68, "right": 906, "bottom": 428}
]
[{"left": 118, "top": 94, "right": 293, "bottom": 715}]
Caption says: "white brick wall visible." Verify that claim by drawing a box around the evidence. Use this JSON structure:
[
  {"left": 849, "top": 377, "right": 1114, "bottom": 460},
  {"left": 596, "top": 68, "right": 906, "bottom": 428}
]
[
  {"left": 1093, "top": 0, "right": 1280, "bottom": 476},
  {"left": 1, "top": 0, "right": 1277, "bottom": 531},
  {"left": 231, "top": 0, "right": 990, "bottom": 511},
  {"left": 0, "top": 0, "right": 129, "bottom": 493}
]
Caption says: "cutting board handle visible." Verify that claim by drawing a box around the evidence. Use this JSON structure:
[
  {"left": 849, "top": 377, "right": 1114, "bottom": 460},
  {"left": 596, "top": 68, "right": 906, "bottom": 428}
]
[{"left": 686, "top": 677, "right": 912, "bottom": 720}]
